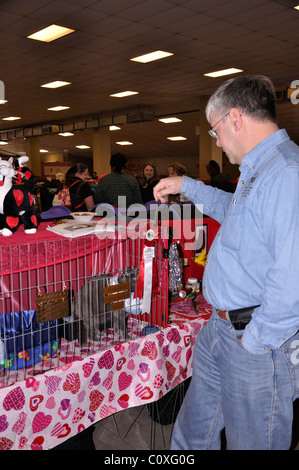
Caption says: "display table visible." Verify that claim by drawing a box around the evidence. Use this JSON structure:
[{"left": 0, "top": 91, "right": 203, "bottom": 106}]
[
  {"left": 0, "top": 220, "right": 212, "bottom": 450},
  {"left": 0, "top": 294, "right": 211, "bottom": 450}
]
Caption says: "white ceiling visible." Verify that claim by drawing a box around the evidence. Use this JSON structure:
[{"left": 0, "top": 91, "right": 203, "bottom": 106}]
[{"left": 0, "top": 0, "right": 298, "bottom": 165}]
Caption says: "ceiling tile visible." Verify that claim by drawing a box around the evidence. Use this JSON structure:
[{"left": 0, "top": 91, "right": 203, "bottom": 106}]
[
  {"left": 28, "top": 0, "right": 83, "bottom": 22},
  {"left": 104, "top": 22, "right": 153, "bottom": 41},
  {"left": 117, "top": 0, "right": 171, "bottom": 21},
  {"left": 88, "top": 0, "right": 141, "bottom": 15},
  {"left": 224, "top": 1, "right": 286, "bottom": 24},
  {"left": 0, "top": 0, "right": 53, "bottom": 16},
  {"left": 202, "top": 0, "right": 267, "bottom": 18},
  {"left": 141, "top": 5, "right": 196, "bottom": 28},
  {"left": 61, "top": 7, "right": 108, "bottom": 29},
  {"left": 0, "top": 0, "right": 298, "bottom": 163},
  {"left": 81, "top": 15, "right": 133, "bottom": 35},
  {"left": 182, "top": 0, "right": 232, "bottom": 13},
  {"left": 2, "top": 16, "right": 47, "bottom": 37}
]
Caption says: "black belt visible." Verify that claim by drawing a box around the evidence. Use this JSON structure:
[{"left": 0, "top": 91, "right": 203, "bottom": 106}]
[{"left": 216, "top": 305, "right": 260, "bottom": 330}]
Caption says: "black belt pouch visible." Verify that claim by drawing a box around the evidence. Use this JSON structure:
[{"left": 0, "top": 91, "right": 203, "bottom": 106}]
[{"left": 228, "top": 305, "right": 260, "bottom": 330}]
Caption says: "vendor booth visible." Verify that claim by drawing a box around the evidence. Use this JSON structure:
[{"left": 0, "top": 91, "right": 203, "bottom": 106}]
[{"left": 0, "top": 210, "right": 219, "bottom": 450}]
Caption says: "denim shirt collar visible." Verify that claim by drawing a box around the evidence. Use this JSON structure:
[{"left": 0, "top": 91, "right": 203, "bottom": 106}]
[{"left": 239, "top": 128, "right": 289, "bottom": 173}]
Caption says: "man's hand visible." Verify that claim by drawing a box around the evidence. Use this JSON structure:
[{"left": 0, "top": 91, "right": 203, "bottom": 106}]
[{"left": 153, "top": 176, "right": 184, "bottom": 203}]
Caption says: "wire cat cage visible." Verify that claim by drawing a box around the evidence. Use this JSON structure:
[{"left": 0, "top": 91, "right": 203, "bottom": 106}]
[{"left": 0, "top": 230, "right": 168, "bottom": 388}]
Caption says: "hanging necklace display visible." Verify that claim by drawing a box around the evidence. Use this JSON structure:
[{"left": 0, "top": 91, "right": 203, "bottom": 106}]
[{"left": 168, "top": 242, "right": 184, "bottom": 299}]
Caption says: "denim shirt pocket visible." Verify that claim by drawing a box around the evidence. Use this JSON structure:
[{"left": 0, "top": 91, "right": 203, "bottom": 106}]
[{"left": 220, "top": 203, "right": 245, "bottom": 251}]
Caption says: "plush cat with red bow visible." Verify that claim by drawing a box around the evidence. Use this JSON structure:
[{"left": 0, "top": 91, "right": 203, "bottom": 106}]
[{"left": 0, "top": 156, "right": 37, "bottom": 236}]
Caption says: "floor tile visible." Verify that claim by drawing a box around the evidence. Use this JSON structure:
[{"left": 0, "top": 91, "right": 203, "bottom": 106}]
[{"left": 93, "top": 404, "right": 173, "bottom": 450}]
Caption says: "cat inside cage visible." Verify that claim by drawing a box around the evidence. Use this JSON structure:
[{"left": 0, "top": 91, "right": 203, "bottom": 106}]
[{"left": 71, "top": 267, "right": 141, "bottom": 345}]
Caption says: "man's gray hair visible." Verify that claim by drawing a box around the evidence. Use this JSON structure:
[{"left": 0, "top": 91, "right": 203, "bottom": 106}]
[{"left": 206, "top": 75, "right": 277, "bottom": 124}]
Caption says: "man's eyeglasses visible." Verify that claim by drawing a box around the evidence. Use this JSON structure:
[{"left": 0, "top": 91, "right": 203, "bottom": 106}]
[{"left": 208, "top": 112, "right": 229, "bottom": 139}]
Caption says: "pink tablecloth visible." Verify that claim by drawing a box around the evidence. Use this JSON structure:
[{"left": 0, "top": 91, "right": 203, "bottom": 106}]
[{"left": 0, "top": 294, "right": 211, "bottom": 450}]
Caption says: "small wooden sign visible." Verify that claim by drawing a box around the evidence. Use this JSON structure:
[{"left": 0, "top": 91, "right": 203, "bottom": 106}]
[
  {"left": 36, "top": 290, "right": 70, "bottom": 323},
  {"left": 104, "top": 281, "right": 130, "bottom": 312},
  {"left": 104, "top": 282, "right": 130, "bottom": 295}
]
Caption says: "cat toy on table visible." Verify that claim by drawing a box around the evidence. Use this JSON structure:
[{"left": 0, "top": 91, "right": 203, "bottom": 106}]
[{"left": 0, "top": 155, "right": 37, "bottom": 236}]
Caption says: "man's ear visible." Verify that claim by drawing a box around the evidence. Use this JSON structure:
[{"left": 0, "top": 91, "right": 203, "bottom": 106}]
[{"left": 229, "top": 108, "right": 242, "bottom": 131}]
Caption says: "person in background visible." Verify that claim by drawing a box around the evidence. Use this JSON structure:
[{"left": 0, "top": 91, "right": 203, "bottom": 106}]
[
  {"left": 206, "top": 159, "right": 234, "bottom": 192},
  {"left": 139, "top": 162, "right": 159, "bottom": 204},
  {"left": 154, "top": 75, "right": 299, "bottom": 450},
  {"left": 65, "top": 163, "right": 94, "bottom": 212},
  {"left": 167, "top": 162, "right": 188, "bottom": 177},
  {"left": 167, "top": 162, "right": 188, "bottom": 202},
  {"left": 94, "top": 153, "right": 143, "bottom": 207}
]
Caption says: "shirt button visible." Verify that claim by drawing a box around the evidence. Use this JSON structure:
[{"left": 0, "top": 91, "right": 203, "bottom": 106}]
[
  {"left": 241, "top": 180, "right": 245, "bottom": 184},
  {"left": 264, "top": 347, "right": 269, "bottom": 350}
]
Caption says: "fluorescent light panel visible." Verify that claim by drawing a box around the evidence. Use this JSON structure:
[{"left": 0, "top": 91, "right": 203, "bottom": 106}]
[
  {"left": 47, "top": 106, "right": 70, "bottom": 111},
  {"left": 167, "top": 136, "right": 187, "bottom": 141},
  {"left": 294, "top": 5, "right": 299, "bottom": 10},
  {"left": 41, "top": 81, "right": 71, "bottom": 89},
  {"left": 2, "top": 116, "right": 21, "bottom": 121},
  {"left": 131, "top": 50, "right": 173, "bottom": 63},
  {"left": 76, "top": 145, "right": 90, "bottom": 149},
  {"left": 0, "top": 100, "right": 7, "bottom": 104},
  {"left": 109, "top": 126, "right": 121, "bottom": 131},
  {"left": 110, "top": 91, "right": 139, "bottom": 98},
  {"left": 159, "top": 117, "right": 182, "bottom": 123},
  {"left": 116, "top": 141, "right": 133, "bottom": 146},
  {"left": 0, "top": 141, "right": 8, "bottom": 145},
  {"left": 204, "top": 68, "right": 243, "bottom": 78},
  {"left": 59, "top": 132, "right": 74, "bottom": 136},
  {"left": 28, "top": 25, "right": 75, "bottom": 43}
]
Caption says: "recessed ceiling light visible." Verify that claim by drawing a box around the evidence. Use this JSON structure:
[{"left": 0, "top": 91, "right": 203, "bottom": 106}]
[
  {"left": 131, "top": 50, "right": 173, "bottom": 63},
  {"left": 41, "top": 81, "right": 71, "bottom": 89},
  {"left": 109, "top": 125, "right": 121, "bottom": 131},
  {"left": 2, "top": 116, "right": 21, "bottom": 121},
  {"left": 159, "top": 117, "right": 182, "bottom": 123},
  {"left": 116, "top": 141, "right": 133, "bottom": 146},
  {"left": 59, "top": 132, "right": 74, "bottom": 136},
  {"left": 0, "top": 141, "right": 8, "bottom": 145},
  {"left": 204, "top": 68, "right": 243, "bottom": 78},
  {"left": 47, "top": 106, "right": 70, "bottom": 111},
  {"left": 76, "top": 145, "right": 90, "bottom": 149},
  {"left": 110, "top": 91, "right": 139, "bottom": 98},
  {"left": 27, "top": 25, "right": 75, "bottom": 43},
  {"left": 40, "top": 149, "right": 48, "bottom": 153},
  {"left": 167, "top": 136, "right": 187, "bottom": 141}
]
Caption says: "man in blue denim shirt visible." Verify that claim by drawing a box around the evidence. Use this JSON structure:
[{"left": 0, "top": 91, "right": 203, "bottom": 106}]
[{"left": 154, "top": 75, "right": 299, "bottom": 450}]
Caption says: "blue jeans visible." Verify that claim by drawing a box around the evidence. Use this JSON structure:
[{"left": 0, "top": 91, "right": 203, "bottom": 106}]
[{"left": 171, "top": 309, "right": 299, "bottom": 450}]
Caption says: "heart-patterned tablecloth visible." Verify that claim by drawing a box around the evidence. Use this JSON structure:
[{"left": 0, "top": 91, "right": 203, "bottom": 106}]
[{"left": 0, "top": 296, "right": 211, "bottom": 450}]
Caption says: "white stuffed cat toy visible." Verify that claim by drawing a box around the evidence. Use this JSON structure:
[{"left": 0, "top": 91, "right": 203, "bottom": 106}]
[{"left": 0, "top": 156, "right": 37, "bottom": 236}]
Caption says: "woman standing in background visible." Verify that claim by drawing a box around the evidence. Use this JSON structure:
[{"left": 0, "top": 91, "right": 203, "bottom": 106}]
[
  {"left": 139, "top": 162, "right": 159, "bottom": 204},
  {"left": 65, "top": 163, "right": 94, "bottom": 211},
  {"left": 167, "top": 162, "right": 188, "bottom": 203}
]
